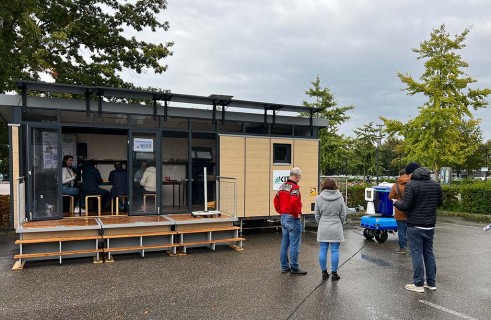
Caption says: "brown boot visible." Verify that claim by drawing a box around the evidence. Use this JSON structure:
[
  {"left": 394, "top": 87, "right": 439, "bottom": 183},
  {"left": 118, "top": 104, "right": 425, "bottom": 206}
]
[{"left": 396, "top": 247, "right": 407, "bottom": 255}]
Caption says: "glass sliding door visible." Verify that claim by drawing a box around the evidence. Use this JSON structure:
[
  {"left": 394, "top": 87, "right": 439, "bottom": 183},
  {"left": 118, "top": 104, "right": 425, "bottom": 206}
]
[
  {"left": 129, "top": 131, "right": 161, "bottom": 215},
  {"left": 162, "top": 131, "right": 189, "bottom": 213},
  {"left": 27, "top": 126, "right": 63, "bottom": 220}
]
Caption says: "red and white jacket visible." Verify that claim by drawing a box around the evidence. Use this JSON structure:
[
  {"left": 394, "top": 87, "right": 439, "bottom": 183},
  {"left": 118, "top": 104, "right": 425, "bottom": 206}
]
[{"left": 274, "top": 179, "right": 302, "bottom": 218}]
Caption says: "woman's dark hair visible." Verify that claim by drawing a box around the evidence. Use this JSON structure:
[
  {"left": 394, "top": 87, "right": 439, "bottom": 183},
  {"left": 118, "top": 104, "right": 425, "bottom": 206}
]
[
  {"left": 62, "top": 155, "right": 73, "bottom": 167},
  {"left": 399, "top": 168, "right": 406, "bottom": 176},
  {"left": 321, "top": 177, "right": 338, "bottom": 191}
]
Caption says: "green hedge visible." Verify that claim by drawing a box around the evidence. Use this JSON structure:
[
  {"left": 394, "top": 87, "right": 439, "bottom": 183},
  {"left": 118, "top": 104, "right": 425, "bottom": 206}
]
[
  {"left": 0, "top": 195, "right": 10, "bottom": 228},
  {"left": 441, "top": 185, "right": 461, "bottom": 211},
  {"left": 347, "top": 181, "right": 491, "bottom": 216},
  {"left": 460, "top": 181, "right": 491, "bottom": 215},
  {"left": 347, "top": 185, "right": 366, "bottom": 208}
]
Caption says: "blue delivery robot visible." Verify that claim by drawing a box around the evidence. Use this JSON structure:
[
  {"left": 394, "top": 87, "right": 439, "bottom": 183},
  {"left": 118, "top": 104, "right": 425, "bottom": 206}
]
[{"left": 361, "top": 184, "right": 398, "bottom": 243}]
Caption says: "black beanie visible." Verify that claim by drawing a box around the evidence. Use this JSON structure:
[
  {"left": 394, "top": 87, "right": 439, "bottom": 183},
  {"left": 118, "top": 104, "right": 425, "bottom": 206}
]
[{"left": 405, "top": 162, "right": 420, "bottom": 174}]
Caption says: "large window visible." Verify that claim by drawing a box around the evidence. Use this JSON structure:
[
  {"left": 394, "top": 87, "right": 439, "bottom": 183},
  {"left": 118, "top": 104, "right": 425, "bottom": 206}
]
[{"left": 273, "top": 143, "right": 291, "bottom": 164}]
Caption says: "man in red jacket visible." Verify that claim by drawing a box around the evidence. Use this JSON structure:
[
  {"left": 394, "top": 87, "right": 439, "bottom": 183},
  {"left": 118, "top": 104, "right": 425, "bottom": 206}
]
[{"left": 274, "top": 167, "right": 307, "bottom": 275}]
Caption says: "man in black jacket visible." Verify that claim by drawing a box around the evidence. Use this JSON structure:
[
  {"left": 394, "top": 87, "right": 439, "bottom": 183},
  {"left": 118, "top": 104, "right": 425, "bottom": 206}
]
[{"left": 393, "top": 162, "right": 443, "bottom": 293}]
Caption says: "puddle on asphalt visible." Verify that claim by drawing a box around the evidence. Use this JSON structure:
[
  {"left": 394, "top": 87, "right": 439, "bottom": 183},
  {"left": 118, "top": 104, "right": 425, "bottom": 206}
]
[{"left": 360, "top": 253, "right": 392, "bottom": 267}]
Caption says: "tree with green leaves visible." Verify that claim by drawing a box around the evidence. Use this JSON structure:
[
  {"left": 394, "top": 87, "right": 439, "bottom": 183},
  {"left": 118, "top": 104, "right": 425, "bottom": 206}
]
[
  {"left": 0, "top": 0, "right": 174, "bottom": 93},
  {"left": 353, "top": 122, "right": 385, "bottom": 179},
  {"left": 379, "top": 136, "right": 405, "bottom": 176},
  {"left": 382, "top": 24, "right": 491, "bottom": 180},
  {"left": 0, "top": 0, "right": 174, "bottom": 176},
  {"left": 301, "top": 76, "right": 354, "bottom": 174}
]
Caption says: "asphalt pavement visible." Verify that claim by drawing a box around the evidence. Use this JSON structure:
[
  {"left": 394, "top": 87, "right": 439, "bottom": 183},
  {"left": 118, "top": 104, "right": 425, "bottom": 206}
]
[{"left": 0, "top": 216, "right": 489, "bottom": 320}]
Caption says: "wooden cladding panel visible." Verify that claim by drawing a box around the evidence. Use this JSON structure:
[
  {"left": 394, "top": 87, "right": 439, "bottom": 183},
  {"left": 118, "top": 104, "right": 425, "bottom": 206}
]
[
  {"left": 293, "top": 139, "right": 319, "bottom": 214},
  {"left": 219, "top": 135, "right": 319, "bottom": 218},
  {"left": 219, "top": 136, "right": 245, "bottom": 217},
  {"left": 245, "top": 137, "right": 270, "bottom": 217}
]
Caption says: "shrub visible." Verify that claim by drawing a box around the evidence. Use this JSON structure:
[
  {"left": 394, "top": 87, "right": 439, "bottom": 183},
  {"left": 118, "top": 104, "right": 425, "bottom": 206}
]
[
  {"left": 460, "top": 181, "right": 491, "bottom": 215},
  {"left": 441, "top": 185, "right": 462, "bottom": 211},
  {"left": 0, "top": 195, "right": 10, "bottom": 228},
  {"left": 347, "top": 185, "right": 366, "bottom": 208}
]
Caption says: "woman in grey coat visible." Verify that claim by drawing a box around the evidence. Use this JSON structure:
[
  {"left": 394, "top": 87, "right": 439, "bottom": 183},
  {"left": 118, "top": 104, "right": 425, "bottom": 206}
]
[{"left": 315, "top": 178, "right": 347, "bottom": 281}]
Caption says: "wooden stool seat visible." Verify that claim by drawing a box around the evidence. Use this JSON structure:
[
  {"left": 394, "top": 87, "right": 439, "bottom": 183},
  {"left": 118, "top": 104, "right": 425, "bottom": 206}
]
[
  {"left": 111, "top": 195, "right": 128, "bottom": 215},
  {"left": 143, "top": 194, "right": 157, "bottom": 212},
  {"left": 63, "top": 195, "right": 75, "bottom": 215},
  {"left": 85, "top": 195, "right": 102, "bottom": 216}
]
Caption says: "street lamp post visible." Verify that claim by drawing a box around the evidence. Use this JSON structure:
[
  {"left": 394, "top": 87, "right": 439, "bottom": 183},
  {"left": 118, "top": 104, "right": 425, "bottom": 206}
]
[
  {"left": 375, "top": 137, "right": 381, "bottom": 184},
  {"left": 486, "top": 147, "right": 489, "bottom": 181}
]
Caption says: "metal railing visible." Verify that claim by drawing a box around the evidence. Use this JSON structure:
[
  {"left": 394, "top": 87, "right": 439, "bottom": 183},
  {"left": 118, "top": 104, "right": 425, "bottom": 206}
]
[
  {"left": 16, "top": 177, "right": 26, "bottom": 226},
  {"left": 215, "top": 176, "right": 237, "bottom": 218},
  {"left": 319, "top": 175, "right": 348, "bottom": 205}
]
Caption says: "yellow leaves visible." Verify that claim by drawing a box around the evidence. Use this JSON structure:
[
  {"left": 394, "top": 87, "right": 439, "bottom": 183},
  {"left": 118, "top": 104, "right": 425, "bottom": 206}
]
[{"left": 51, "top": 31, "right": 68, "bottom": 42}]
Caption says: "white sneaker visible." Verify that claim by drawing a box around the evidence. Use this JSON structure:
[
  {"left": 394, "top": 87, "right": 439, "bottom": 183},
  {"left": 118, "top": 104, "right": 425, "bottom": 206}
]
[
  {"left": 424, "top": 282, "right": 436, "bottom": 291},
  {"left": 74, "top": 207, "right": 86, "bottom": 214},
  {"left": 405, "top": 283, "right": 424, "bottom": 293}
]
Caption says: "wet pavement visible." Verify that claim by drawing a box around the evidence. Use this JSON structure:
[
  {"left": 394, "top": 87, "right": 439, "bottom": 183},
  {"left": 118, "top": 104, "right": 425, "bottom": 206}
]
[{"left": 0, "top": 217, "right": 489, "bottom": 320}]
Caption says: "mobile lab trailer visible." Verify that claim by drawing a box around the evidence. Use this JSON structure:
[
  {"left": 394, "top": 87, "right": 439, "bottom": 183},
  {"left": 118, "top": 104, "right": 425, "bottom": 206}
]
[{"left": 0, "top": 81, "right": 328, "bottom": 229}]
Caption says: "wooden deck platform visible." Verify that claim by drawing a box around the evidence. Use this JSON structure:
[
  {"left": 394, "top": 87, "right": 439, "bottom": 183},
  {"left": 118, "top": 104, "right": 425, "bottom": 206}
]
[{"left": 14, "top": 213, "right": 244, "bottom": 269}]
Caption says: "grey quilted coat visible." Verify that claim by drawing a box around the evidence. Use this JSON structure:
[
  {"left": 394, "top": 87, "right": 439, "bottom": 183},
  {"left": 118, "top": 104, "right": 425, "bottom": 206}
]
[{"left": 314, "top": 189, "right": 346, "bottom": 243}]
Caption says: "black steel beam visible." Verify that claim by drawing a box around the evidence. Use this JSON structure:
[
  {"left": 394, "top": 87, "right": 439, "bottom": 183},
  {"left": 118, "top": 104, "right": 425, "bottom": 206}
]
[
  {"left": 85, "top": 90, "right": 91, "bottom": 117},
  {"left": 21, "top": 85, "right": 27, "bottom": 113},
  {"left": 153, "top": 96, "right": 157, "bottom": 120}
]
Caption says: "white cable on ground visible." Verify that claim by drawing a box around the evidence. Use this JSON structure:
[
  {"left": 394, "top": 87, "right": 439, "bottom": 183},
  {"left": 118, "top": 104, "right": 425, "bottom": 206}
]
[{"left": 286, "top": 226, "right": 367, "bottom": 319}]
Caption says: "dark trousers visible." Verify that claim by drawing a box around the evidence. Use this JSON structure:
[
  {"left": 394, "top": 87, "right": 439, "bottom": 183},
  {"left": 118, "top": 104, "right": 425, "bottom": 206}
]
[{"left": 407, "top": 226, "right": 436, "bottom": 287}]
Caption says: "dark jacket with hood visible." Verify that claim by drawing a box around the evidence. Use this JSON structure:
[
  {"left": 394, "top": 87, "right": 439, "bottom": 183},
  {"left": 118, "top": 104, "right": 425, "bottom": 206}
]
[
  {"left": 81, "top": 162, "right": 104, "bottom": 193},
  {"left": 109, "top": 167, "right": 128, "bottom": 197},
  {"left": 393, "top": 167, "right": 443, "bottom": 227}
]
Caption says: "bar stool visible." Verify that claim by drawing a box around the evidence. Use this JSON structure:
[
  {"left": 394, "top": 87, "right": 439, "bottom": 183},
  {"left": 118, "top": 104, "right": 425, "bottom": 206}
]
[
  {"left": 85, "top": 195, "right": 102, "bottom": 216},
  {"left": 63, "top": 195, "right": 75, "bottom": 215},
  {"left": 143, "top": 194, "right": 156, "bottom": 212},
  {"left": 111, "top": 195, "right": 128, "bottom": 215}
]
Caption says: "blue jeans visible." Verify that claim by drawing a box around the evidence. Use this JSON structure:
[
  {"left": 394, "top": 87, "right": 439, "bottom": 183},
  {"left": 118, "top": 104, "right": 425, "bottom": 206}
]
[
  {"left": 280, "top": 214, "right": 303, "bottom": 270},
  {"left": 396, "top": 220, "right": 408, "bottom": 249},
  {"left": 407, "top": 227, "right": 436, "bottom": 287},
  {"left": 319, "top": 242, "right": 340, "bottom": 273},
  {"left": 63, "top": 185, "right": 80, "bottom": 207}
]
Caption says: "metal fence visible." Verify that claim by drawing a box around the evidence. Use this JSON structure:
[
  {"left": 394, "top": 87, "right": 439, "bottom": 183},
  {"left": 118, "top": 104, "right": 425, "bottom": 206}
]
[{"left": 215, "top": 176, "right": 237, "bottom": 218}]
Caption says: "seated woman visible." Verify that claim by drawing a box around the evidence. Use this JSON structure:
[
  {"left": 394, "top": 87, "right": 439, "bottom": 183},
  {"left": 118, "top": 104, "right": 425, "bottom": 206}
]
[
  {"left": 139, "top": 163, "right": 157, "bottom": 210},
  {"left": 81, "top": 160, "right": 110, "bottom": 212},
  {"left": 62, "top": 155, "right": 84, "bottom": 214}
]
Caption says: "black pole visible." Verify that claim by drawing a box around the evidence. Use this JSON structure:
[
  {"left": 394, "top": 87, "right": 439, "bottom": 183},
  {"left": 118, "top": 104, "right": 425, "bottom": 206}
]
[
  {"left": 486, "top": 147, "right": 489, "bottom": 181},
  {"left": 376, "top": 143, "right": 379, "bottom": 184}
]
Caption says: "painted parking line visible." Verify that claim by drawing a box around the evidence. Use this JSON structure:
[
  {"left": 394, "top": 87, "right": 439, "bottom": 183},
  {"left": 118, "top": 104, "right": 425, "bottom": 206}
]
[{"left": 418, "top": 300, "right": 480, "bottom": 320}]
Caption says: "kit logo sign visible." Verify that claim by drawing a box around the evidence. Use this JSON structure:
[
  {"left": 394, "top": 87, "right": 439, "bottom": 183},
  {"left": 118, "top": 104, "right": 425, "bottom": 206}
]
[{"left": 273, "top": 170, "right": 291, "bottom": 190}]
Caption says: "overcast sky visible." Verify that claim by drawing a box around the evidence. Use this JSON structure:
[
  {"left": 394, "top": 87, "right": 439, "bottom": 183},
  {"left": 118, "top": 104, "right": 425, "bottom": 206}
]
[{"left": 121, "top": 0, "right": 491, "bottom": 140}]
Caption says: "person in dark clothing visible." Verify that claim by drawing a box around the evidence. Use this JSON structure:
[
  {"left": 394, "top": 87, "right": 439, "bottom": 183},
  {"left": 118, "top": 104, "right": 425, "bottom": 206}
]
[
  {"left": 109, "top": 162, "right": 128, "bottom": 211},
  {"left": 81, "top": 160, "right": 110, "bottom": 211},
  {"left": 393, "top": 162, "right": 443, "bottom": 293}
]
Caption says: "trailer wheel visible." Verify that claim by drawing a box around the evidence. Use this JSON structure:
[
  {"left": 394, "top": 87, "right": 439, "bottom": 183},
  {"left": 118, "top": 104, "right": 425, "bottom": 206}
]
[
  {"left": 363, "top": 229, "right": 374, "bottom": 239},
  {"left": 375, "top": 231, "right": 388, "bottom": 243}
]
